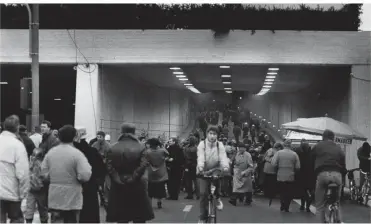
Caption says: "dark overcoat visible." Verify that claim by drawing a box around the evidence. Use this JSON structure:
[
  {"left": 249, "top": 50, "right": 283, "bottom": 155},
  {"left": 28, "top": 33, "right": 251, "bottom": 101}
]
[
  {"left": 106, "top": 134, "right": 154, "bottom": 222},
  {"left": 74, "top": 140, "right": 106, "bottom": 223}
]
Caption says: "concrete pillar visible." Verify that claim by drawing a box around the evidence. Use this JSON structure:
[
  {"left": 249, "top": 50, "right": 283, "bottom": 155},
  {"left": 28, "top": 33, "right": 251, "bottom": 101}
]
[
  {"left": 349, "top": 65, "right": 371, "bottom": 142},
  {"left": 347, "top": 65, "right": 371, "bottom": 171},
  {"left": 74, "top": 64, "right": 100, "bottom": 141}
]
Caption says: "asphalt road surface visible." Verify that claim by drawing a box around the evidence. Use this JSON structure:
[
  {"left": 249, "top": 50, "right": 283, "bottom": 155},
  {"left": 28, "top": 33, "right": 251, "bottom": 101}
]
[{"left": 28, "top": 192, "right": 370, "bottom": 223}]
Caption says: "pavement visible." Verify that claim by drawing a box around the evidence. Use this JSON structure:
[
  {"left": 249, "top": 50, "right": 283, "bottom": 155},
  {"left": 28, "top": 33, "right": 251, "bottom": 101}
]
[{"left": 26, "top": 191, "right": 369, "bottom": 223}]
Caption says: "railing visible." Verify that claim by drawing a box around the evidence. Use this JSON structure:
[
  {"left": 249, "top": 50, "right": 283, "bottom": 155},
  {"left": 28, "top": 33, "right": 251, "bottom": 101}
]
[{"left": 99, "top": 118, "right": 192, "bottom": 141}]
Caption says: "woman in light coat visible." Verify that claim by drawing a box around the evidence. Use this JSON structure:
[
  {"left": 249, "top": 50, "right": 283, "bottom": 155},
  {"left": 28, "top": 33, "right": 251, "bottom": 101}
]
[{"left": 228, "top": 142, "right": 254, "bottom": 206}]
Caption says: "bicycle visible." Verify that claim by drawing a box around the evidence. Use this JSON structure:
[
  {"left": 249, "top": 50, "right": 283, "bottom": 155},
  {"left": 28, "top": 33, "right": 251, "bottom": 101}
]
[
  {"left": 324, "top": 183, "right": 341, "bottom": 223},
  {"left": 346, "top": 168, "right": 360, "bottom": 202},
  {"left": 198, "top": 168, "right": 224, "bottom": 224},
  {"left": 359, "top": 170, "right": 370, "bottom": 206}
]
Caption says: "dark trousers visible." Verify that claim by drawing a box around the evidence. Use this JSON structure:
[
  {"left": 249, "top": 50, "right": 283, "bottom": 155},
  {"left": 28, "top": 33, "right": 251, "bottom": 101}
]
[
  {"left": 0, "top": 200, "right": 24, "bottom": 223},
  {"left": 185, "top": 167, "right": 200, "bottom": 198},
  {"left": 300, "top": 188, "right": 313, "bottom": 209},
  {"left": 167, "top": 169, "right": 183, "bottom": 200},
  {"left": 50, "top": 209, "right": 80, "bottom": 223},
  {"left": 230, "top": 192, "right": 252, "bottom": 203},
  {"left": 264, "top": 173, "right": 278, "bottom": 199},
  {"left": 198, "top": 178, "right": 221, "bottom": 220},
  {"left": 278, "top": 181, "right": 294, "bottom": 211}
]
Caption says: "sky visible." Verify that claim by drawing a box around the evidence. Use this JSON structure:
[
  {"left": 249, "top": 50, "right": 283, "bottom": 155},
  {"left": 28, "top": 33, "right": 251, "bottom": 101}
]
[{"left": 360, "top": 4, "right": 371, "bottom": 31}]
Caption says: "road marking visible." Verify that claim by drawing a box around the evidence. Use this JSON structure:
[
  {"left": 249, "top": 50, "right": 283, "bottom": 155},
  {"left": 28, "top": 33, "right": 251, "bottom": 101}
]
[
  {"left": 183, "top": 205, "right": 193, "bottom": 212},
  {"left": 293, "top": 199, "right": 316, "bottom": 214}
]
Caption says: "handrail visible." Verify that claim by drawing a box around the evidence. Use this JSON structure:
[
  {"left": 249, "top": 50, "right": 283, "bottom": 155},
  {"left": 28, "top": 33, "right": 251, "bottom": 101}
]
[{"left": 100, "top": 119, "right": 185, "bottom": 127}]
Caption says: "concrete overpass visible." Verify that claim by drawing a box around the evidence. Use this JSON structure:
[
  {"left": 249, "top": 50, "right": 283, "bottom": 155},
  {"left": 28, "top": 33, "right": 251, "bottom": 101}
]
[{"left": 1, "top": 29, "right": 370, "bottom": 171}]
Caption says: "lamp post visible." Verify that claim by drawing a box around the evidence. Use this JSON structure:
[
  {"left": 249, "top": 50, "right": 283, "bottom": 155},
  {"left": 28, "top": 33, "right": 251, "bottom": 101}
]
[{"left": 26, "top": 4, "right": 40, "bottom": 130}]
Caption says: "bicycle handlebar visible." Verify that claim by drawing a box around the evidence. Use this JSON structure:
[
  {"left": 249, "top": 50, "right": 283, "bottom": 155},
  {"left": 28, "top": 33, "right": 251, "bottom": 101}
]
[
  {"left": 347, "top": 168, "right": 360, "bottom": 173},
  {"left": 360, "top": 170, "right": 370, "bottom": 175},
  {"left": 197, "top": 168, "right": 224, "bottom": 179}
]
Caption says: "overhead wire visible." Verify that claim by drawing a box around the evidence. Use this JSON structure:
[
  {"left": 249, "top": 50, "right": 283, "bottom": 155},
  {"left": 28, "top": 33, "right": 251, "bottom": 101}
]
[{"left": 66, "top": 29, "right": 97, "bottom": 132}]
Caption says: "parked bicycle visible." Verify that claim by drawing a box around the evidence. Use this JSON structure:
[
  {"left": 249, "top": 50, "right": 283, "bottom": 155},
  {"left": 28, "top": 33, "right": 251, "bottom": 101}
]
[
  {"left": 324, "top": 183, "right": 341, "bottom": 223},
  {"left": 347, "top": 168, "right": 360, "bottom": 202},
  {"left": 198, "top": 168, "right": 224, "bottom": 223},
  {"left": 359, "top": 170, "right": 370, "bottom": 206}
]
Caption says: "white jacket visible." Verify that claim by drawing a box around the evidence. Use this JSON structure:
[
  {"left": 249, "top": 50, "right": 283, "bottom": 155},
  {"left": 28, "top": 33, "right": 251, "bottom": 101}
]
[
  {"left": 0, "top": 131, "right": 30, "bottom": 201},
  {"left": 197, "top": 139, "right": 229, "bottom": 172}
]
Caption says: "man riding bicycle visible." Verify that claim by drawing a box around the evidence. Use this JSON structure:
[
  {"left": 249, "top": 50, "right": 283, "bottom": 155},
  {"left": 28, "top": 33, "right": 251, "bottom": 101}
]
[
  {"left": 311, "top": 129, "right": 346, "bottom": 223},
  {"left": 197, "top": 126, "right": 229, "bottom": 224}
]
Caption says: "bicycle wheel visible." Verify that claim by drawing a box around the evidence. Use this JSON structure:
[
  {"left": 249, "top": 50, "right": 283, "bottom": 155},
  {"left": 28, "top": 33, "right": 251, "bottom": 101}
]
[
  {"left": 349, "top": 181, "right": 357, "bottom": 201},
  {"left": 328, "top": 208, "right": 337, "bottom": 223},
  {"left": 207, "top": 198, "right": 217, "bottom": 223},
  {"left": 361, "top": 182, "right": 370, "bottom": 206}
]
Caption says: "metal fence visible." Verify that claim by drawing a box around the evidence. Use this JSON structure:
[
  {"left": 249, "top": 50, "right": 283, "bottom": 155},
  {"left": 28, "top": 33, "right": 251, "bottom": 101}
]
[{"left": 100, "top": 118, "right": 191, "bottom": 142}]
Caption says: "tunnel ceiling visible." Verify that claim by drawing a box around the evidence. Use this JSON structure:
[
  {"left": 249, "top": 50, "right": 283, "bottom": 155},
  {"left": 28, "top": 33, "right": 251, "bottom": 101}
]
[{"left": 108, "top": 64, "right": 350, "bottom": 94}]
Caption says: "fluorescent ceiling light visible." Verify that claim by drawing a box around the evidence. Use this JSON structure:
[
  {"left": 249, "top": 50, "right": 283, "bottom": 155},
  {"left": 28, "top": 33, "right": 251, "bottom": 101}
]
[
  {"left": 220, "top": 65, "right": 230, "bottom": 69},
  {"left": 239, "top": 97, "right": 242, "bottom": 100},
  {"left": 29, "top": 92, "right": 32, "bottom": 94},
  {"left": 221, "top": 75, "right": 231, "bottom": 78},
  {"left": 21, "top": 87, "right": 24, "bottom": 90},
  {"left": 187, "top": 86, "right": 201, "bottom": 94},
  {"left": 263, "top": 85, "right": 272, "bottom": 88},
  {"left": 226, "top": 91, "right": 232, "bottom": 93},
  {"left": 264, "top": 82, "right": 273, "bottom": 85},
  {"left": 173, "top": 71, "right": 184, "bottom": 75},
  {"left": 268, "top": 68, "right": 279, "bottom": 71},
  {"left": 267, "top": 72, "right": 277, "bottom": 75},
  {"left": 184, "top": 83, "right": 193, "bottom": 86},
  {"left": 266, "top": 75, "right": 276, "bottom": 79},
  {"left": 176, "top": 75, "right": 186, "bottom": 78},
  {"left": 265, "top": 79, "right": 274, "bottom": 82},
  {"left": 224, "top": 87, "right": 232, "bottom": 90},
  {"left": 170, "top": 67, "right": 181, "bottom": 70},
  {"left": 222, "top": 81, "right": 231, "bottom": 84},
  {"left": 0, "top": 82, "right": 8, "bottom": 84},
  {"left": 179, "top": 78, "right": 188, "bottom": 81},
  {"left": 54, "top": 98, "right": 62, "bottom": 101}
]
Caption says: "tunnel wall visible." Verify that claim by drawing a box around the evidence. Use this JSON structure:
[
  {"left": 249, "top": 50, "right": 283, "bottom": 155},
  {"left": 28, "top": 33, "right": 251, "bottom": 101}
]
[{"left": 75, "top": 64, "right": 197, "bottom": 142}]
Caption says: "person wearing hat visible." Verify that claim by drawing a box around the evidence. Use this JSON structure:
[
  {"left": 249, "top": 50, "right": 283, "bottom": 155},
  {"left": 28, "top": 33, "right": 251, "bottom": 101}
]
[
  {"left": 105, "top": 123, "right": 154, "bottom": 223},
  {"left": 271, "top": 139, "right": 300, "bottom": 212},
  {"left": 74, "top": 127, "right": 106, "bottom": 223},
  {"left": 228, "top": 142, "right": 254, "bottom": 206}
]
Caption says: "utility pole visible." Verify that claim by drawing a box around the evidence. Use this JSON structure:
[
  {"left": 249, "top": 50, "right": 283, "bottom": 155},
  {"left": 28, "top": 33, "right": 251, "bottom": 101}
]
[{"left": 30, "top": 4, "right": 40, "bottom": 130}]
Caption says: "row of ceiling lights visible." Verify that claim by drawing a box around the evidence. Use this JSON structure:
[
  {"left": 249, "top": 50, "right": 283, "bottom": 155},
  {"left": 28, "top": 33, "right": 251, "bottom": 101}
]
[
  {"left": 256, "top": 67, "right": 279, "bottom": 96},
  {"left": 220, "top": 65, "right": 232, "bottom": 94},
  {"left": 169, "top": 67, "right": 201, "bottom": 94}
]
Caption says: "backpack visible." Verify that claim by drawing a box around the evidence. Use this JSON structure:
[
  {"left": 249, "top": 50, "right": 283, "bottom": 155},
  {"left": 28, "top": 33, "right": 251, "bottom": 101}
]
[{"left": 29, "top": 156, "right": 44, "bottom": 191}]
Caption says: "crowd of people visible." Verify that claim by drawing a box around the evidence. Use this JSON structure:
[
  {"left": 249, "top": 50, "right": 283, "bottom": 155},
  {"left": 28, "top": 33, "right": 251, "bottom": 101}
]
[{"left": 0, "top": 107, "right": 370, "bottom": 223}]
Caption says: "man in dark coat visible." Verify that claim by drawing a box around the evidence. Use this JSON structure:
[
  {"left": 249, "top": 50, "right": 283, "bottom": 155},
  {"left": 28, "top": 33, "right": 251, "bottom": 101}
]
[
  {"left": 295, "top": 139, "right": 314, "bottom": 212},
  {"left": 233, "top": 123, "right": 242, "bottom": 143},
  {"left": 166, "top": 137, "right": 185, "bottom": 200},
  {"left": 106, "top": 123, "right": 154, "bottom": 223},
  {"left": 39, "top": 120, "right": 59, "bottom": 155},
  {"left": 18, "top": 125, "right": 36, "bottom": 159},
  {"left": 73, "top": 127, "right": 106, "bottom": 223}
]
